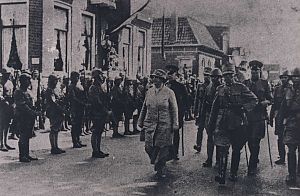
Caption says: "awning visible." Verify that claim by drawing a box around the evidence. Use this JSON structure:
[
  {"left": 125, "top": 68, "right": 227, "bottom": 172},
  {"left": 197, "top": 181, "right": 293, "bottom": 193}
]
[{"left": 90, "top": 0, "right": 116, "bottom": 9}]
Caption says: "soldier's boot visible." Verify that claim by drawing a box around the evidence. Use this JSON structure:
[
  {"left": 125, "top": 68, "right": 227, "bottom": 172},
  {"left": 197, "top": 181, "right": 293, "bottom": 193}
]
[
  {"left": 229, "top": 149, "right": 240, "bottom": 182},
  {"left": 124, "top": 119, "right": 133, "bottom": 135},
  {"left": 50, "top": 132, "right": 61, "bottom": 154},
  {"left": 275, "top": 139, "right": 286, "bottom": 165},
  {"left": 194, "top": 127, "right": 203, "bottom": 153},
  {"left": 132, "top": 115, "right": 140, "bottom": 134},
  {"left": 18, "top": 141, "right": 30, "bottom": 162},
  {"left": 215, "top": 147, "right": 228, "bottom": 184},
  {"left": 248, "top": 146, "right": 259, "bottom": 176},
  {"left": 55, "top": 133, "right": 65, "bottom": 153},
  {"left": 203, "top": 139, "right": 214, "bottom": 167},
  {"left": 286, "top": 153, "right": 297, "bottom": 186}
]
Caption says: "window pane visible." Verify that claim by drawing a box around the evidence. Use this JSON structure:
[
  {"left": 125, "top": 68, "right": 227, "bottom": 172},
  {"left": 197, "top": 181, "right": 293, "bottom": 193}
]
[
  {"left": 1, "top": 3, "right": 27, "bottom": 26},
  {"left": 54, "top": 7, "right": 68, "bottom": 31},
  {"left": 82, "top": 15, "right": 93, "bottom": 36}
]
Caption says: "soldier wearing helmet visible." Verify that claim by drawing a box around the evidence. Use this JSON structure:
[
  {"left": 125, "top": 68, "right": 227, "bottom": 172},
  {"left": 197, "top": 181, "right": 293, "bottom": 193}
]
[
  {"left": 270, "top": 70, "right": 291, "bottom": 165},
  {"left": 208, "top": 63, "right": 257, "bottom": 184},
  {"left": 243, "top": 60, "right": 273, "bottom": 176},
  {"left": 45, "top": 74, "right": 66, "bottom": 154},
  {"left": 198, "top": 68, "right": 223, "bottom": 168},
  {"left": 14, "top": 71, "right": 40, "bottom": 162},
  {"left": 68, "top": 71, "right": 88, "bottom": 148},
  {"left": 193, "top": 67, "right": 212, "bottom": 152},
  {"left": 88, "top": 68, "right": 110, "bottom": 158},
  {"left": 281, "top": 67, "right": 300, "bottom": 185}
]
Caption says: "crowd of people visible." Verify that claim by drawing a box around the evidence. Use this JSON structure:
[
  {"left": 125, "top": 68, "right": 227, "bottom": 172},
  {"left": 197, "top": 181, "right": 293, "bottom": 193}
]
[{"left": 0, "top": 61, "right": 300, "bottom": 186}]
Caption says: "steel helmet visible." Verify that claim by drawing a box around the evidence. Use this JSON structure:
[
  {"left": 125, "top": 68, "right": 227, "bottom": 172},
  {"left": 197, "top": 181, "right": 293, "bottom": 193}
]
[{"left": 210, "top": 68, "right": 222, "bottom": 77}]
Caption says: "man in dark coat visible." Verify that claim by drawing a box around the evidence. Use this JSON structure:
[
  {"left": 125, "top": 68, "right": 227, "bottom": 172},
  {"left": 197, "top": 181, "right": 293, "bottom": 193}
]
[
  {"left": 166, "top": 64, "right": 188, "bottom": 160},
  {"left": 193, "top": 67, "right": 211, "bottom": 152},
  {"left": 14, "top": 71, "right": 40, "bottom": 162},
  {"left": 243, "top": 60, "right": 273, "bottom": 175},
  {"left": 270, "top": 70, "right": 291, "bottom": 165},
  {"left": 281, "top": 67, "right": 300, "bottom": 185},
  {"left": 88, "top": 69, "right": 109, "bottom": 158},
  {"left": 199, "top": 68, "right": 223, "bottom": 168}
]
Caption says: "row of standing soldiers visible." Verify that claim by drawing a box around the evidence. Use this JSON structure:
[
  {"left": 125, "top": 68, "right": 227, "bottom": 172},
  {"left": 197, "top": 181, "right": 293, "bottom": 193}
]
[
  {"left": 0, "top": 68, "right": 150, "bottom": 161},
  {"left": 193, "top": 61, "right": 300, "bottom": 185}
]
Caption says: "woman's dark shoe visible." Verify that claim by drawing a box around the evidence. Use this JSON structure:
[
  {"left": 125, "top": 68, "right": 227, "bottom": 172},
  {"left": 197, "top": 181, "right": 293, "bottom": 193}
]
[
  {"left": 57, "top": 148, "right": 66, "bottom": 153},
  {"left": 275, "top": 158, "right": 285, "bottom": 165},
  {"left": 0, "top": 145, "right": 8, "bottom": 152},
  {"left": 8, "top": 135, "right": 18, "bottom": 140},
  {"left": 73, "top": 143, "right": 82, "bottom": 148}
]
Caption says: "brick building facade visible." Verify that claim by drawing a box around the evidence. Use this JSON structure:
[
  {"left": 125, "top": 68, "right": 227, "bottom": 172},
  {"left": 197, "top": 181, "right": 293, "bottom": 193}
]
[{"left": 0, "top": 0, "right": 151, "bottom": 78}]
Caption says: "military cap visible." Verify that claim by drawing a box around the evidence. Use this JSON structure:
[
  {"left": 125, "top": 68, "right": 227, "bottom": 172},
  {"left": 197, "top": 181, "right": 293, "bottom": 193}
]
[
  {"left": 70, "top": 71, "right": 80, "bottom": 79},
  {"left": 204, "top": 67, "right": 212, "bottom": 76},
  {"left": 210, "top": 68, "right": 222, "bottom": 77},
  {"left": 115, "top": 75, "right": 122, "bottom": 80},
  {"left": 19, "top": 70, "right": 32, "bottom": 81},
  {"left": 91, "top": 69, "right": 103, "bottom": 78},
  {"left": 150, "top": 69, "right": 167, "bottom": 80},
  {"left": 249, "top": 60, "right": 263, "bottom": 70},
  {"left": 165, "top": 64, "right": 179, "bottom": 72},
  {"left": 280, "top": 70, "right": 290, "bottom": 77},
  {"left": 48, "top": 74, "right": 58, "bottom": 82},
  {"left": 222, "top": 63, "right": 235, "bottom": 75},
  {"left": 291, "top": 67, "right": 300, "bottom": 76}
]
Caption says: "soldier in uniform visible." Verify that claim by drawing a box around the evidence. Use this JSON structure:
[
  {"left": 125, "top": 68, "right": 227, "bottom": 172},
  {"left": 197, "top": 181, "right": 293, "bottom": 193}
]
[
  {"left": 166, "top": 64, "right": 189, "bottom": 160},
  {"left": 14, "top": 71, "right": 40, "bottom": 162},
  {"left": 45, "top": 75, "right": 66, "bottom": 154},
  {"left": 281, "top": 67, "right": 300, "bottom": 185},
  {"left": 0, "top": 69, "right": 15, "bottom": 151},
  {"left": 208, "top": 64, "right": 257, "bottom": 184},
  {"left": 68, "top": 71, "right": 87, "bottom": 148},
  {"left": 199, "top": 68, "right": 223, "bottom": 167},
  {"left": 193, "top": 67, "right": 212, "bottom": 152},
  {"left": 123, "top": 77, "right": 136, "bottom": 135},
  {"left": 88, "top": 69, "right": 109, "bottom": 158},
  {"left": 270, "top": 70, "right": 291, "bottom": 165},
  {"left": 243, "top": 60, "right": 273, "bottom": 175},
  {"left": 110, "top": 75, "right": 125, "bottom": 138}
]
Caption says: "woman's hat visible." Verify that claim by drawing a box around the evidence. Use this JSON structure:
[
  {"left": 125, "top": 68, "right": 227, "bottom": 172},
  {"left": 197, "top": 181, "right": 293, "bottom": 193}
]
[{"left": 150, "top": 69, "right": 167, "bottom": 80}]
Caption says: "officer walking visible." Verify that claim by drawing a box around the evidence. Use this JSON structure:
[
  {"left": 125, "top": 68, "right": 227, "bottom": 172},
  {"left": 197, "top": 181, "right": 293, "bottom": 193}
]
[
  {"left": 243, "top": 60, "right": 273, "bottom": 175},
  {"left": 199, "top": 68, "right": 223, "bottom": 168},
  {"left": 14, "top": 71, "right": 40, "bottom": 162},
  {"left": 166, "top": 64, "right": 188, "bottom": 160},
  {"left": 208, "top": 64, "right": 257, "bottom": 184},
  {"left": 89, "top": 69, "right": 109, "bottom": 158},
  {"left": 193, "top": 67, "right": 212, "bottom": 152},
  {"left": 270, "top": 70, "right": 291, "bottom": 165},
  {"left": 45, "top": 74, "right": 66, "bottom": 154},
  {"left": 281, "top": 67, "right": 300, "bottom": 185},
  {"left": 68, "top": 71, "right": 87, "bottom": 148}
]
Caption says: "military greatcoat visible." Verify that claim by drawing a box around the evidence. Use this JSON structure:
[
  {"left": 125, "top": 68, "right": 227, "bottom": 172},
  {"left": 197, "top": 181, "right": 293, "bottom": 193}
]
[{"left": 208, "top": 82, "right": 258, "bottom": 146}]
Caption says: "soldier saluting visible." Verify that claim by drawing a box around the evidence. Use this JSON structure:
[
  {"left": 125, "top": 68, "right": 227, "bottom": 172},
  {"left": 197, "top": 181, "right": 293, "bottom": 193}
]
[
  {"left": 270, "top": 70, "right": 291, "bottom": 165},
  {"left": 208, "top": 64, "right": 257, "bottom": 184},
  {"left": 14, "top": 71, "right": 41, "bottom": 162},
  {"left": 243, "top": 60, "right": 273, "bottom": 175},
  {"left": 281, "top": 67, "right": 300, "bottom": 186}
]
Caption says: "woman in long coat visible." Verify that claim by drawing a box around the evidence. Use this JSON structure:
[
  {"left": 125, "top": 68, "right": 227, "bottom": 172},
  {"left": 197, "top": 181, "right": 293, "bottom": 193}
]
[{"left": 138, "top": 69, "right": 178, "bottom": 178}]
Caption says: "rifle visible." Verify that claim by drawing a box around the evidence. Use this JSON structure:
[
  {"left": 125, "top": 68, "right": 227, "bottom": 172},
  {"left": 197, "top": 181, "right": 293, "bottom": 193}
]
[{"left": 35, "top": 69, "right": 45, "bottom": 129}]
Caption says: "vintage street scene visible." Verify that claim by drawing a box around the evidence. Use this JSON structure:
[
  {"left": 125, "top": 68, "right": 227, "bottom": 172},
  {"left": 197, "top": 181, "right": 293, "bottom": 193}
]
[{"left": 0, "top": 0, "right": 300, "bottom": 195}]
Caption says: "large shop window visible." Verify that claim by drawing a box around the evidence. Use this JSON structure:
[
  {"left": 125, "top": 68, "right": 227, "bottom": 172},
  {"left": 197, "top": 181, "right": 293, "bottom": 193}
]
[
  {"left": 138, "top": 30, "right": 146, "bottom": 74},
  {"left": 1, "top": 3, "right": 27, "bottom": 70},
  {"left": 53, "top": 6, "right": 68, "bottom": 72},
  {"left": 81, "top": 14, "right": 93, "bottom": 70}
]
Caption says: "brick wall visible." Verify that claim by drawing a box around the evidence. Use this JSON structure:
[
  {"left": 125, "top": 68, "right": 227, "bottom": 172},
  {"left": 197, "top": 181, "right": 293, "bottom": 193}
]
[{"left": 28, "top": 0, "right": 43, "bottom": 71}]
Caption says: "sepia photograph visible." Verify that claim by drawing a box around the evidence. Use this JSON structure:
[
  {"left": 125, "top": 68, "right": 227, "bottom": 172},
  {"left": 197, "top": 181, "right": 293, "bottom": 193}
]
[{"left": 0, "top": 0, "right": 300, "bottom": 195}]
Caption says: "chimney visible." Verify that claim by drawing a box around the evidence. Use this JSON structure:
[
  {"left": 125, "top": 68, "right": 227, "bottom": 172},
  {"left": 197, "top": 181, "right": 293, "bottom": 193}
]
[
  {"left": 169, "top": 11, "right": 177, "bottom": 43},
  {"left": 222, "top": 30, "right": 230, "bottom": 55}
]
